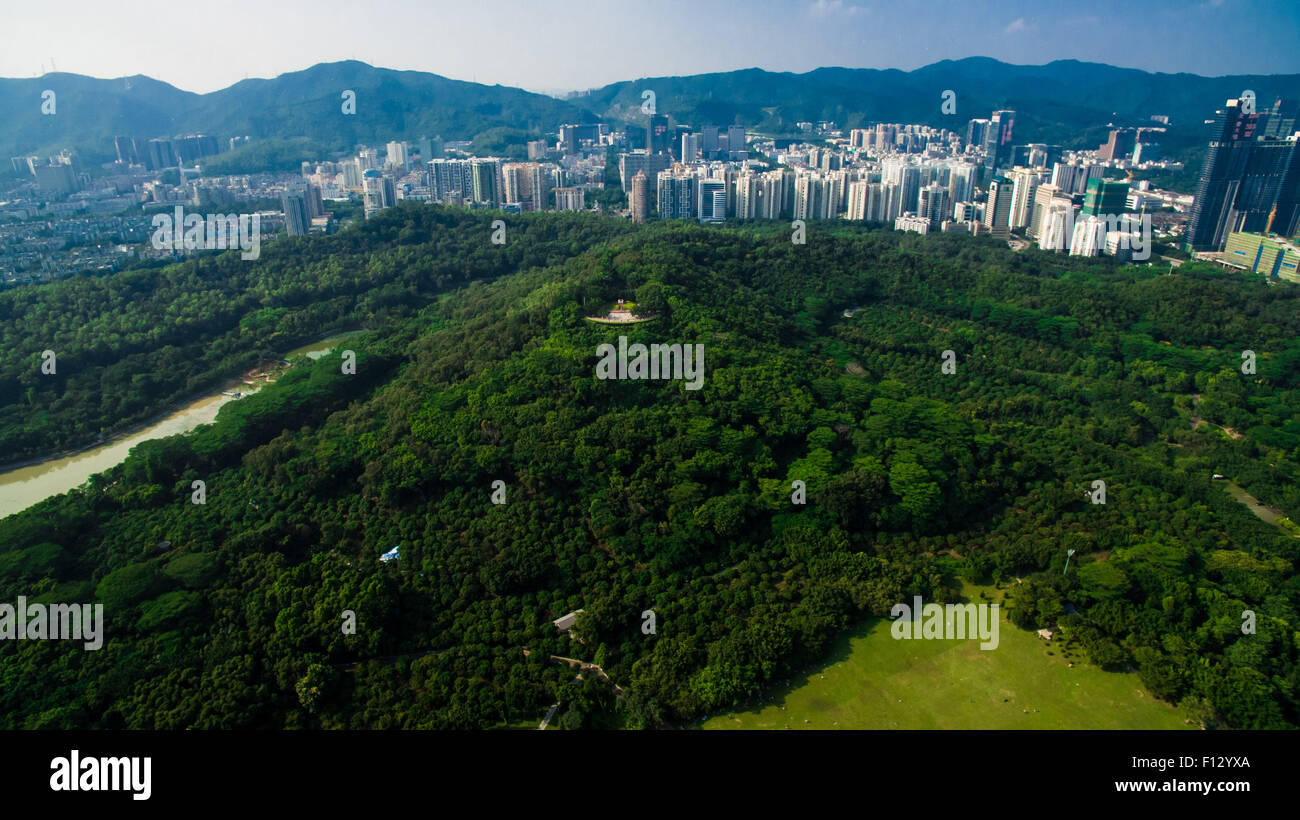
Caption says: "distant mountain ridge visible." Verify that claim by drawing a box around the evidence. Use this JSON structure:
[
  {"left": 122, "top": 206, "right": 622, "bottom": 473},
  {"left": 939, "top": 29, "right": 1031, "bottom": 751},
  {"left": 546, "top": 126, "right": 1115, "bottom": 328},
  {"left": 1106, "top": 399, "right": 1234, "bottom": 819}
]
[
  {"left": 586, "top": 58, "right": 1300, "bottom": 150},
  {"left": 0, "top": 61, "right": 590, "bottom": 162},
  {"left": 3, "top": 57, "right": 1299, "bottom": 163}
]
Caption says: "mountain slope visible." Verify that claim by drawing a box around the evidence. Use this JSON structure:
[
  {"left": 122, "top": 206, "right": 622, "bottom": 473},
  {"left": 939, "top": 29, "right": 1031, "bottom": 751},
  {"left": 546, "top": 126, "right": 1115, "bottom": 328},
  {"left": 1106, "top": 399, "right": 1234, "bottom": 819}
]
[
  {"left": 0, "top": 209, "right": 1297, "bottom": 730},
  {"left": 5, "top": 58, "right": 1300, "bottom": 161},
  {"left": 0, "top": 61, "right": 595, "bottom": 160},
  {"left": 588, "top": 57, "right": 1300, "bottom": 146}
]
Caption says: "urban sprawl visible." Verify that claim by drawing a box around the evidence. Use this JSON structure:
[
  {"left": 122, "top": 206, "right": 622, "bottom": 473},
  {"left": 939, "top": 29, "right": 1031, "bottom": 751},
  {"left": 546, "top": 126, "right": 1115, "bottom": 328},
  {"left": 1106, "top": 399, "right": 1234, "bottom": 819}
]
[{"left": 3, "top": 95, "right": 1299, "bottom": 285}]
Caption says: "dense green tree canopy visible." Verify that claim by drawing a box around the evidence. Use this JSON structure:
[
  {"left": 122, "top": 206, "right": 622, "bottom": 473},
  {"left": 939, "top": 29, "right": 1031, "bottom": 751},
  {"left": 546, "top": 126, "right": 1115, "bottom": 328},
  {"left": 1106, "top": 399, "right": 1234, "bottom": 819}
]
[{"left": 0, "top": 207, "right": 1297, "bottom": 730}]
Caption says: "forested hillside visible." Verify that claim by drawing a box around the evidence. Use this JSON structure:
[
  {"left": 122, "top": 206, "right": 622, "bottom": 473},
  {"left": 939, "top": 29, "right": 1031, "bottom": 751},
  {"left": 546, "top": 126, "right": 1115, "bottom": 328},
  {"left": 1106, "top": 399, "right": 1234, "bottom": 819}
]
[
  {"left": 0, "top": 61, "right": 589, "bottom": 161},
  {"left": 0, "top": 209, "right": 1297, "bottom": 729},
  {"left": 0, "top": 208, "right": 635, "bottom": 464},
  {"left": 7, "top": 59, "right": 1300, "bottom": 166}
]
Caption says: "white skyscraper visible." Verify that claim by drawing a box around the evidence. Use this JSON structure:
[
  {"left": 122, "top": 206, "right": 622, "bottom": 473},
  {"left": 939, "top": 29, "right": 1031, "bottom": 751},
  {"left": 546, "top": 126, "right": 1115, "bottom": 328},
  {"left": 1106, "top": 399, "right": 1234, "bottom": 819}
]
[
  {"left": 794, "top": 172, "right": 818, "bottom": 221},
  {"left": 682, "top": 133, "right": 702, "bottom": 163},
  {"left": 1069, "top": 215, "right": 1107, "bottom": 256},
  {"left": 735, "top": 172, "right": 759, "bottom": 219},
  {"left": 1038, "top": 202, "right": 1076, "bottom": 251},
  {"left": 880, "top": 181, "right": 901, "bottom": 222},
  {"left": 1009, "top": 168, "right": 1042, "bottom": 230},
  {"left": 919, "top": 183, "right": 951, "bottom": 225},
  {"left": 342, "top": 160, "right": 363, "bottom": 189},
  {"left": 948, "top": 161, "right": 976, "bottom": 205},
  {"left": 386, "top": 141, "right": 409, "bottom": 170},
  {"left": 846, "top": 180, "right": 869, "bottom": 221},
  {"left": 362, "top": 171, "right": 395, "bottom": 218},
  {"left": 898, "top": 165, "right": 920, "bottom": 215},
  {"left": 758, "top": 170, "right": 786, "bottom": 219},
  {"left": 866, "top": 182, "right": 887, "bottom": 222},
  {"left": 1029, "top": 183, "right": 1054, "bottom": 238},
  {"left": 658, "top": 174, "right": 695, "bottom": 219},
  {"left": 825, "top": 171, "right": 847, "bottom": 218}
]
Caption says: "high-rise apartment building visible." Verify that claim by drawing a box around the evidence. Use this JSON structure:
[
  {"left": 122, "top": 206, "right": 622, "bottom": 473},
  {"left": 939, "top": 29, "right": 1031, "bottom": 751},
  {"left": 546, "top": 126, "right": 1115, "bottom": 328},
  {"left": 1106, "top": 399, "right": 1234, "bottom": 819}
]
[
  {"left": 865, "top": 182, "right": 888, "bottom": 222},
  {"left": 793, "top": 171, "right": 843, "bottom": 220},
  {"left": 33, "top": 163, "right": 77, "bottom": 193},
  {"left": 1081, "top": 178, "right": 1130, "bottom": 217},
  {"left": 982, "top": 110, "right": 1015, "bottom": 171},
  {"left": 658, "top": 174, "right": 695, "bottom": 219},
  {"left": 1009, "top": 168, "right": 1041, "bottom": 229},
  {"left": 983, "top": 175, "right": 1014, "bottom": 238},
  {"left": 630, "top": 170, "right": 649, "bottom": 223},
  {"left": 386, "top": 141, "right": 409, "bottom": 170},
  {"left": 114, "top": 136, "right": 137, "bottom": 165},
  {"left": 554, "top": 187, "right": 585, "bottom": 211},
  {"left": 558, "top": 124, "right": 603, "bottom": 155},
  {"left": 647, "top": 114, "right": 670, "bottom": 155},
  {"left": 947, "top": 161, "right": 976, "bottom": 204},
  {"left": 701, "top": 126, "right": 720, "bottom": 157},
  {"left": 1271, "top": 134, "right": 1300, "bottom": 237},
  {"left": 748, "top": 170, "right": 787, "bottom": 219},
  {"left": 282, "top": 192, "right": 310, "bottom": 236},
  {"left": 428, "top": 158, "right": 476, "bottom": 202},
  {"left": 1069, "top": 215, "right": 1107, "bottom": 256},
  {"left": 342, "top": 160, "right": 363, "bottom": 189},
  {"left": 362, "top": 170, "right": 396, "bottom": 218},
  {"left": 1261, "top": 98, "right": 1299, "bottom": 140},
  {"left": 501, "top": 162, "right": 550, "bottom": 212},
  {"left": 470, "top": 158, "right": 502, "bottom": 206},
  {"left": 1050, "top": 162, "right": 1078, "bottom": 193},
  {"left": 1029, "top": 183, "right": 1062, "bottom": 238},
  {"left": 1038, "top": 201, "right": 1076, "bottom": 251},
  {"left": 418, "top": 136, "right": 444, "bottom": 160},
  {"left": 698, "top": 178, "right": 727, "bottom": 223},
  {"left": 1023, "top": 144, "right": 1062, "bottom": 169},
  {"left": 618, "top": 151, "right": 671, "bottom": 190},
  {"left": 846, "top": 180, "right": 869, "bottom": 221},
  {"left": 735, "top": 172, "right": 759, "bottom": 219},
  {"left": 726, "top": 125, "right": 746, "bottom": 158},
  {"left": 1234, "top": 137, "right": 1296, "bottom": 232},
  {"left": 146, "top": 138, "right": 177, "bottom": 171},
  {"left": 1185, "top": 98, "right": 1261, "bottom": 251},
  {"left": 919, "top": 183, "right": 951, "bottom": 226},
  {"left": 876, "top": 124, "right": 898, "bottom": 153},
  {"left": 681, "top": 133, "right": 701, "bottom": 163}
]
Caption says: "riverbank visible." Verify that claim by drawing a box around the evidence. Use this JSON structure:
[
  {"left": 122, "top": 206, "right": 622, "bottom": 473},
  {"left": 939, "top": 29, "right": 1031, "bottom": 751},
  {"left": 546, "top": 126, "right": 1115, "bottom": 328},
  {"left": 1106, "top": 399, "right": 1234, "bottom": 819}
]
[
  {"left": 0, "top": 376, "right": 257, "bottom": 476},
  {"left": 1222, "top": 479, "right": 1300, "bottom": 537},
  {"left": 0, "top": 331, "right": 360, "bottom": 519},
  {"left": 0, "top": 329, "right": 362, "bottom": 475}
]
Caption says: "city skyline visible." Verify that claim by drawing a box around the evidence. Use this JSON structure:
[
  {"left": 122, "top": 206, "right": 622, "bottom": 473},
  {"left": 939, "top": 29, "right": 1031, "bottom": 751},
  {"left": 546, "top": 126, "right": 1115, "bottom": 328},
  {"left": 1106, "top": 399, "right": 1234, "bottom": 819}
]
[{"left": 5, "top": 0, "right": 1300, "bottom": 96}]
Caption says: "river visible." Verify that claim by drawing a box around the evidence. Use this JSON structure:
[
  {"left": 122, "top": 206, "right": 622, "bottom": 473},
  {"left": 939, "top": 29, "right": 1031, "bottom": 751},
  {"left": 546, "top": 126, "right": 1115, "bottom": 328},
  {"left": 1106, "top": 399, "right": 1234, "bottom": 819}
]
[{"left": 0, "top": 333, "right": 355, "bottom": 519}]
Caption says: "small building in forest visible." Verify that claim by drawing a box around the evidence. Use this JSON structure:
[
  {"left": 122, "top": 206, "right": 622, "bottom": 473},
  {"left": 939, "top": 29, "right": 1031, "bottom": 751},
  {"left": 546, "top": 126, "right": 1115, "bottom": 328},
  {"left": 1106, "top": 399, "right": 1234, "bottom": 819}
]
[{"left": 553, "top": 610, "right": 584, "bottom": 632}]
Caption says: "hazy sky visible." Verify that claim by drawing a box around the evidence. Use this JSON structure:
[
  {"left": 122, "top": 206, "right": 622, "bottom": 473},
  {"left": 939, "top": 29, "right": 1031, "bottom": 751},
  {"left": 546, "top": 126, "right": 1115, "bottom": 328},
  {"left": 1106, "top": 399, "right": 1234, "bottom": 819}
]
[{"left": 4, "top": 0, "right": 1299, "bottom": 94}]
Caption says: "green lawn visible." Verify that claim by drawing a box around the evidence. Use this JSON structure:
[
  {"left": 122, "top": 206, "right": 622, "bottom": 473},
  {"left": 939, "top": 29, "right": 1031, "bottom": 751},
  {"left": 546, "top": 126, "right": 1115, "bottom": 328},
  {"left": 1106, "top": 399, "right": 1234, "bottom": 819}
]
[{"left": 703, "top": 585, "right": 1193, "bottom": 730}]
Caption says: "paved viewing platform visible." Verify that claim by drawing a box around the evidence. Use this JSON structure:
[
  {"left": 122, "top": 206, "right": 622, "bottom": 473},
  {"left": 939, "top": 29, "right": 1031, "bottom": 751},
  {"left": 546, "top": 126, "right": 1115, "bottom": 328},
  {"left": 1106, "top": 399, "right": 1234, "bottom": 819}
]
[{"left": 584, "top": 299, "right": 658, "bottom": 324}]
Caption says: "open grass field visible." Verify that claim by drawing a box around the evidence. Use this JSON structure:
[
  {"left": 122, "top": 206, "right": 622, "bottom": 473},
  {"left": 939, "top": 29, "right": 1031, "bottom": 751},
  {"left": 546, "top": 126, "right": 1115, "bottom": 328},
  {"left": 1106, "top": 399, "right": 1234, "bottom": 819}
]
[
  {"left": 1223, "top": 480, "right": 1300, "bottom": 537},
  {"left": 702, "top": 584, "right": 1193, "bottom": 730}
]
